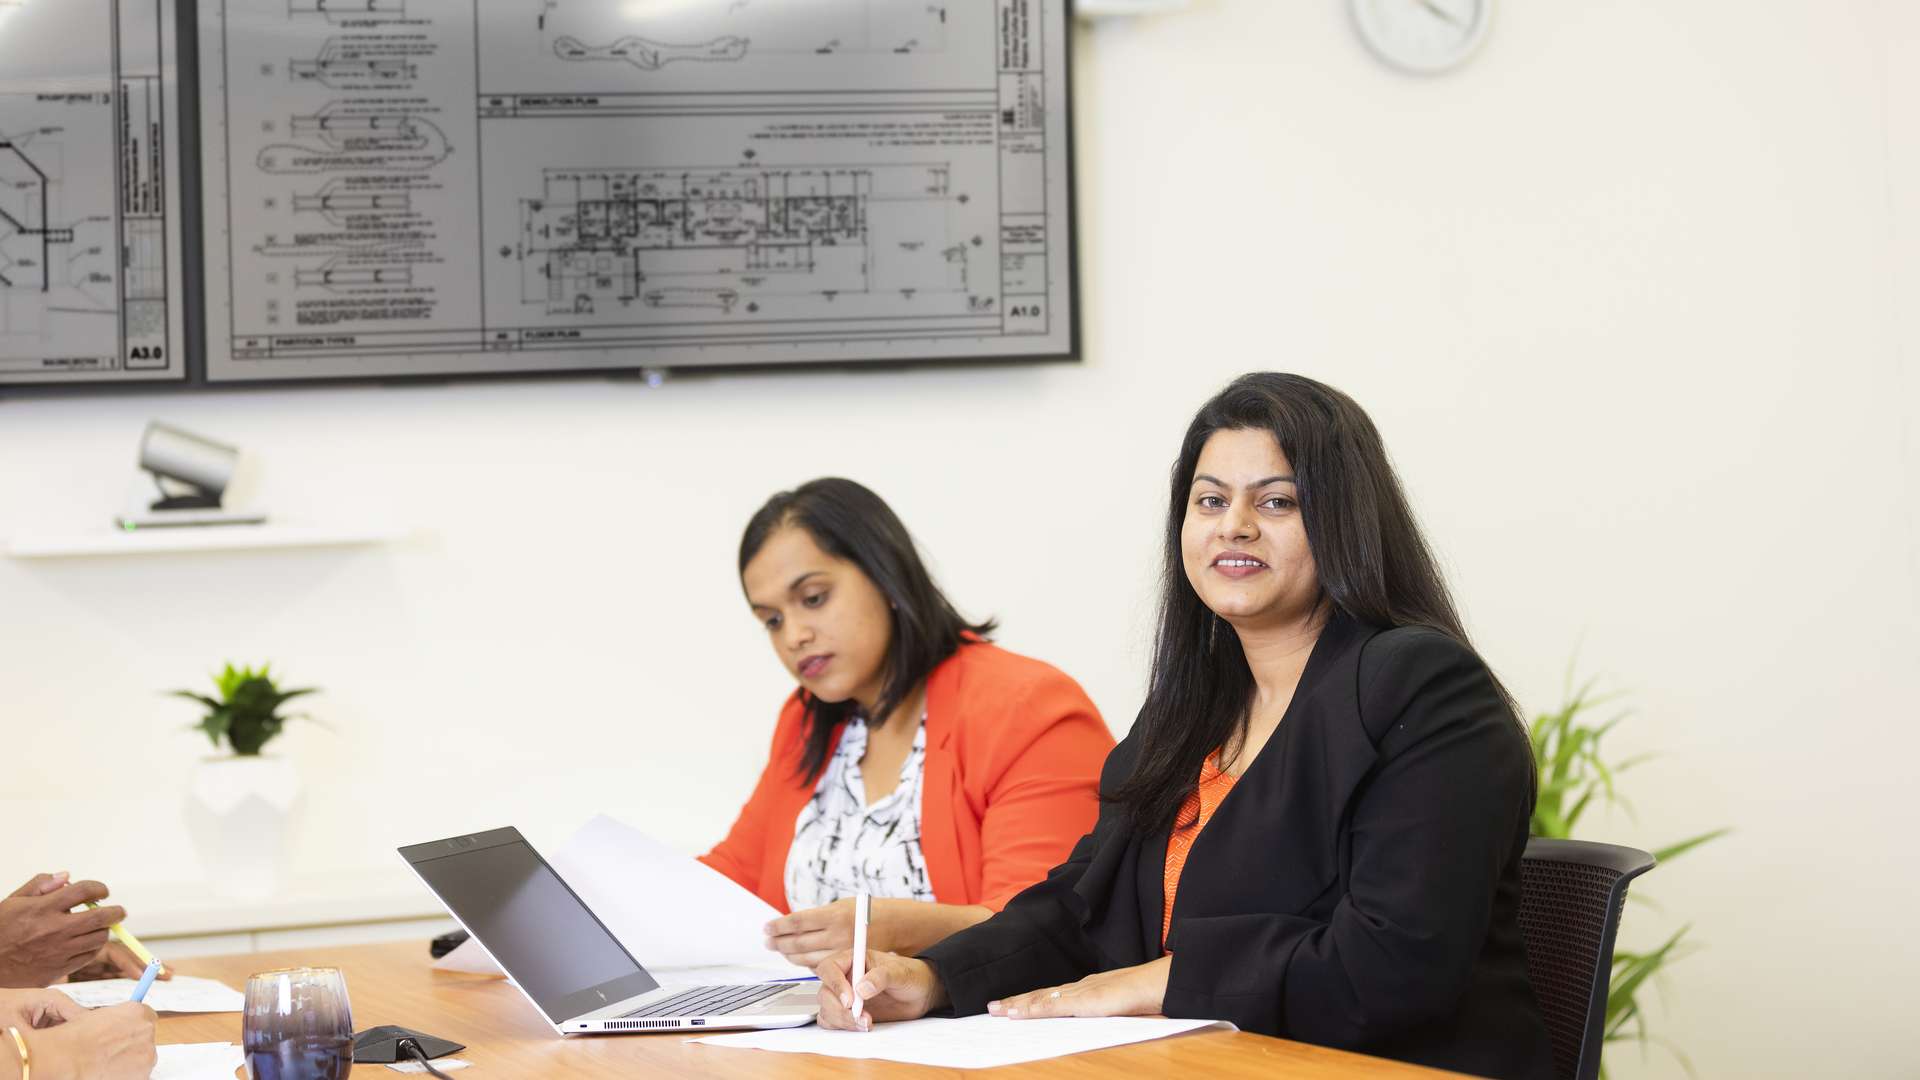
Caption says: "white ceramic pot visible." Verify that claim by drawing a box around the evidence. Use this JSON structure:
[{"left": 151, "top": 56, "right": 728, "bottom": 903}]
[{"left": 185, "top": 755, "right": 302, "bottom": 901}]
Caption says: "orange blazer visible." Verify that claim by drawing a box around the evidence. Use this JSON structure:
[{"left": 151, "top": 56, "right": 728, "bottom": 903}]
[{"left": 700, "top": 641, "right": 1114, "bottom": 915}]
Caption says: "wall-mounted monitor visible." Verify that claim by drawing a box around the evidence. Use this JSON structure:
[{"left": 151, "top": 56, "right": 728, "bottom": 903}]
[
  {"left": 0, "top": 0, "right": 188, "bottom": 386},
  {"left": 0, "top": 0, "right": 1076, "bottom": 390}
]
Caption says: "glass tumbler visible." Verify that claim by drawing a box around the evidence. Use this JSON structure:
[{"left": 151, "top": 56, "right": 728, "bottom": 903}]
[{"left": 242, "top": 967, "right": 354, "bottom": 1080}]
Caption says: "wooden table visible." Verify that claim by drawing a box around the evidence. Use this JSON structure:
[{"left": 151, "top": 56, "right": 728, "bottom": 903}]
[{"left": 159, "top": 942, "right": 1462, "bottom": 1078}]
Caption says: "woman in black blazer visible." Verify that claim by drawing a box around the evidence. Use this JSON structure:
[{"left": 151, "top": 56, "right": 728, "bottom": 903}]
[{"left": 815, "top": 373, "right": 1555, "bottom": 1080}]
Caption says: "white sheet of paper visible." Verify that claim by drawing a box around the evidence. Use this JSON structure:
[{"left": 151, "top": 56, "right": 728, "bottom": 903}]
[
  {"left": 152, "top": 1041, "right": 244, "bottom": 1079},
  {"left": 653, "top": 965, "right": 816, "bottom": 989},
  {"left": 695, "top": 1015, "right": 1235, "bottom": 1069},
  {"left": 56, "top": 976, "right": 245, "bottom": 1013},
  {"left": 431, "top": 814, "right": 786, "bottom": 975}
]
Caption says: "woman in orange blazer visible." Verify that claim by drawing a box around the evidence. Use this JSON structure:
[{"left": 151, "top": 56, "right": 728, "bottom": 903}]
[{"left": 701, "top": 478, "right": 1114, "bottom": 969}]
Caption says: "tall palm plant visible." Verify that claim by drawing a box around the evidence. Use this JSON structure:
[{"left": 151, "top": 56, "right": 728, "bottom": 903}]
[{"left": 1530, "top": 674, "right": 1729, "bottom": 1077}]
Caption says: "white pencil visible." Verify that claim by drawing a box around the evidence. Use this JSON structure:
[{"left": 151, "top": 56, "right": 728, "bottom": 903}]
[{"left": 850, "top": 893, "right": 871, "bottom": 1023}]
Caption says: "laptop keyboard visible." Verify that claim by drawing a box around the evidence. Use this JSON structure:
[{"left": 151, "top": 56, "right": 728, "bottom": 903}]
[{"left": 621, "top": 981, "right": 794, "bottom": 1019}]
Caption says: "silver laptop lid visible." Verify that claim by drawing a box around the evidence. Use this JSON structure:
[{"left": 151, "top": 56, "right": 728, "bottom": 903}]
[{"left": 399, "top": 827, "right": 660, "bottom": 1024}]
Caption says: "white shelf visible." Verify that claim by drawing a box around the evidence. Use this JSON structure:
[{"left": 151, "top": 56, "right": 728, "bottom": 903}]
[{"left": 6, "top": 523, "right": 408, "bottom": 558}]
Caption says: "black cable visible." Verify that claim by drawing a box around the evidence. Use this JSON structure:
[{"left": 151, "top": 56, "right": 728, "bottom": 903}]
[{"left": 397, "top": 1038, "right": 454, "bottom": 1079}]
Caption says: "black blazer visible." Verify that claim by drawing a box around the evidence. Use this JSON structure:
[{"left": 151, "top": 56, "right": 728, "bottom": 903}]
[{"left": 919, "top": 614, "right": 1555, "bottom": 1080}]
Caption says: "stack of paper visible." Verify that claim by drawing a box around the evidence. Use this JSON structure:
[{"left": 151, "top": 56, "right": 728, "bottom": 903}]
[
  {"left": 56, "top": 976, "right": 245, "bottom": 1013},
  {"left": 698, "top": 1015, "right": 1235, "bottom": 1068},
  {"left": 432, "top": 815, "right": 799, "bottom": 985},
  {"left": 153, "top": 1042, "right": 244, "bottom": 1079}
]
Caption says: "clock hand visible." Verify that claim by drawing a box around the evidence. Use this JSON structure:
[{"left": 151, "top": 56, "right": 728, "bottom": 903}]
[{"left": 1414, "top": 0, "right": 1466, "bottom": 27}]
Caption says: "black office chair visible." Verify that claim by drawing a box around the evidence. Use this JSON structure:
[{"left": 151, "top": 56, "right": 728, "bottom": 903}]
[{"left": 1516, "top": 838, "right": 1656, "bottom": 1080}]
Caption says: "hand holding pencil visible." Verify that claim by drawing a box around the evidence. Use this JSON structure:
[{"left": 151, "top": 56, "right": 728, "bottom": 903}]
[{"left": 0, "top": 873, "right": 128, "bottom": 987}]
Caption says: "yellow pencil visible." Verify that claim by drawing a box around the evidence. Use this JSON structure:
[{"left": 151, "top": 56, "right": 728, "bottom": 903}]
[{"left": 83, "top": 902, "right": 159, "bottom": 968}]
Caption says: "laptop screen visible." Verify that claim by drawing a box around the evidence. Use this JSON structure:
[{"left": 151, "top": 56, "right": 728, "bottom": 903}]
[{"left": 400, "top": 828, "right": 660, "bottom": 1022}]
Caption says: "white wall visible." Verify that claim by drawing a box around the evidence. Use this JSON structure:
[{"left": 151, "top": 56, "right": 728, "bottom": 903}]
[{"left": 2, "top": 1, "right": 1913, "bottom": 1075}]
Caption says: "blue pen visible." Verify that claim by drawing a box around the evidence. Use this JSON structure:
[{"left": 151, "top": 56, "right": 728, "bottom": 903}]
[{"left": 130, "top": 960, "right": 161, "bottom": 1004}]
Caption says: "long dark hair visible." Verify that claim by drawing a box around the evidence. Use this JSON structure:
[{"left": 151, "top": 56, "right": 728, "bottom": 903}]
[
  {"left": 1109, "top": 372, "right": 1521, "bottom": 834},
  {"left": 739, "top": 478, "right": 996, "bottom": 783}
]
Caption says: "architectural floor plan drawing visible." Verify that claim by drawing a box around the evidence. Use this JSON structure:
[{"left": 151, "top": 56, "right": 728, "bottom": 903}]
[
  {"left": 0, "top": 134, "right": 78, "bottom": 295},
  {"left": 289, "top": 36, "right": 427, "bottom": 89},
  {"left": 290, "top": 0, "right": 407, "bottom": 25},
  {"left": 0, "top": 0, "right": 184, "bottom": 384},
  {"left": 291, "top": 178, "right": 414, "bottom": 222},
  {"left": 293, "top": 259, "right": 412, "bottom": 289},
  {"left": 551, "top": 34, "right": 750, "bottom": 73},
  {"left": 519, "top": 165, "right": 971, "bottom": 319},
  {"left": 539, "top": 0, "right": 948, "bottom": 72},
  {"left": 257, "top": 104, "right": 452, "bottom": 174},
  {"left": 200, "top": 0, "right": 1070, "bottom": 381}
]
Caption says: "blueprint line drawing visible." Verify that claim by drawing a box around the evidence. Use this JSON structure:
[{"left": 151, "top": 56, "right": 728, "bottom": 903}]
[
  {"left": 552, "top": 34, "right": 749, "bottom": 72},
  {"left": 199, "top": 0, "right": 1069, "bottom": 379},
  {"left": 291, "top": 182, "right": 413, "bottom": 219},
  {"left": 1, "top": 0, "right": 183, "bottom": 381},
  {"left": 289, "top": 0, "right": 406, "bottom": 24},
  {"left": 256, "top": 230, "right": 424, "bottom": 256},
  {"left": 289, "top": 37, "right": 422, "bottom": 87},
  {"left": 540, "top": 0, "right": 950, "bottom": 72},
  {"left": 0, "top": 138, "right": 62, "bottom": 292},
  {"left": 266, "top": 173, "right": 432, "bottom": 313},
  {"left": 256, "top": 104, "right": 451, "bottom": 173},
  {"left": 516, "top": 165, "right": 969, "bottom": 318},
  {"left": 294, "top": 260, "right": 412, "bottom": 288},
  {"left": 644, "top": 286, "right": 740, "bottom": 312},
  {"left": 0, "top": 129, "right": 117, "bottom": 341}
]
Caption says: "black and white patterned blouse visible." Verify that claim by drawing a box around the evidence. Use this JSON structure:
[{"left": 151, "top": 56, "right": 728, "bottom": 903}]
[{"left": 784, "top": 715, "right": 936, "bottom": 910}]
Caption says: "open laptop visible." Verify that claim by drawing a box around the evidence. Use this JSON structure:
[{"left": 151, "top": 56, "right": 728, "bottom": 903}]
[{"left": 398, "top": 827, "right": 818, "bottom": 1034}]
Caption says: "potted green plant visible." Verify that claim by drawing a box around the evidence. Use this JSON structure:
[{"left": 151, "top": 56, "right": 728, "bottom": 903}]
[
  {"left": 1531, "top": 671, "right": 1730, "bottom": 1078},
  {"left": 174, "top": 664, "right": 319, "bottom": 901}
]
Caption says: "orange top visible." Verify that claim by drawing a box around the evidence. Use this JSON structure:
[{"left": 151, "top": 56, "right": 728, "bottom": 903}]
[
  {"left": 700, "top": 641, "right": 1114, "bottom": 914},
  {"left": 1162, "top": 753, "right": 1239, "bottom": 950}
]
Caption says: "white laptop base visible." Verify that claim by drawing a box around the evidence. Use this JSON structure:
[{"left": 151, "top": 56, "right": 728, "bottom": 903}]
[
  {"left": 568, "top": 980, "right": 817, "bottom": 1034},
  {"left": 398, "top": 826, "right": 820, "bottom": 1036}
]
